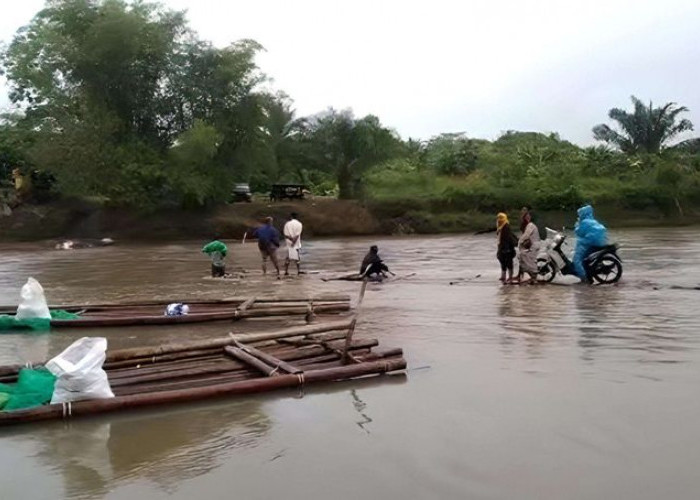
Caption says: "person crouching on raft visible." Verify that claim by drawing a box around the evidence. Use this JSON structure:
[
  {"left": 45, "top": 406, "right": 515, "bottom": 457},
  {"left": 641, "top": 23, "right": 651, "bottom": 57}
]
[
  {"left": 202, "top": 239, "right": 228, "bottom": 277},
  {"left": 360, "top": 245, "right": 390, "bottom": 281},
  {"left": 496, "top": 213, "right": 517, "bottom": 283}
]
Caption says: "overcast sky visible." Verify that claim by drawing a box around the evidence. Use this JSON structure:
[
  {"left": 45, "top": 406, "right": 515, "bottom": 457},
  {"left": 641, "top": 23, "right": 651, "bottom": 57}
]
[{"left": 2, "top": 0, "right": 699, "bottom": 144}]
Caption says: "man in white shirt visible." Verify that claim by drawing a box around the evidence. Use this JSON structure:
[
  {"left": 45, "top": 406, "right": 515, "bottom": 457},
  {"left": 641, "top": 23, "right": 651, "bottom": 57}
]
[{"left": 283, "top": 212, "right": 303, "bottom": 276}]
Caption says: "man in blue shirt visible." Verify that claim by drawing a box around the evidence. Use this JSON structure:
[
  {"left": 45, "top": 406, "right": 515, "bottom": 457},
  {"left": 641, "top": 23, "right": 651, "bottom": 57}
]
[{"left": 252, "top": 217, "right": 281, "bottom": 278}]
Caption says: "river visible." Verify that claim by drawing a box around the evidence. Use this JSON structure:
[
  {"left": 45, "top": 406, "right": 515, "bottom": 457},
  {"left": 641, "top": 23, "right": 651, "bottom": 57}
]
[{"left": 1, "top": 228, "right": 700, "bottom": 500}]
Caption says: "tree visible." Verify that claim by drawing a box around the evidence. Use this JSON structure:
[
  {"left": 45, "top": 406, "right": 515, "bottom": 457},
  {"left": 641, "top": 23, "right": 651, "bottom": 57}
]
[
  {"left": 167, "top": 39, "right": 266, "bottom": 158},
  {"left": 1, "top": 0, "right": 266, "bottom": 207},
  {"left": 424, "top": 133, "right": 480, "bottom": 175},
  {"left": 304, "top": 109, "right": 401, "bottom": 199},
  {"left": 2, "top": 0, "right": 188, "bottom": 146},
  {"left": 672, "top": 137, "right": 700, "bottom": 155},
  {"left": 167, "top": 120, "right": 223, "bottom": 207},
  {"left": 593, "top": 96, "right": 694, "bottom": 154},
  {"left": 259, "top": 94, "right": 310, "bottom": 183},
  {"left": 0, "top": 114, "right": 35, "bottom": 182}
]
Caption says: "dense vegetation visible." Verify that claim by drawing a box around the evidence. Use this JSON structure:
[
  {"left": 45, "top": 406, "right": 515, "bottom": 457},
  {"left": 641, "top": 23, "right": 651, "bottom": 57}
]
[{"left": 1, "top": 0, "right": 700, "bottom": 225}]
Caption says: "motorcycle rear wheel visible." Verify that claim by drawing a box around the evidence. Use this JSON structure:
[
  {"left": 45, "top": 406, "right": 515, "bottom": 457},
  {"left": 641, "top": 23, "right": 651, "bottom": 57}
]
[
  {"left": 591, "top": 256, "right": 622, "bottom": 284},
  {"left": 537, "top": 261, "right": 556, "bottom": 283}
]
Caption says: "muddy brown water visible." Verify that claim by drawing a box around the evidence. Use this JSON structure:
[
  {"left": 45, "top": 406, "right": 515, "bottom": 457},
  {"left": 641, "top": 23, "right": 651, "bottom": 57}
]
[{"left": 1, "top": 228, "right": 700, "bottom": 500}]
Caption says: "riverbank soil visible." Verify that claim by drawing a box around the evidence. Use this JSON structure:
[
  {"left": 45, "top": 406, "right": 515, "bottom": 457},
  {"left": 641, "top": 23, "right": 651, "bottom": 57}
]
[{"left": 1, "top": 197, "right": 699, "bottom": 241}]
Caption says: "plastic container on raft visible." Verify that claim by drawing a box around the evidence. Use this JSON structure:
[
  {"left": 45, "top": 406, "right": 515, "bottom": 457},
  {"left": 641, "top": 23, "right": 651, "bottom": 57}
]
[
  {"left": 45, "top": 337, "right": 115, "bottom": 404},
  {"left": 15, "top": 278, "right": 51, "bottom": 320}
]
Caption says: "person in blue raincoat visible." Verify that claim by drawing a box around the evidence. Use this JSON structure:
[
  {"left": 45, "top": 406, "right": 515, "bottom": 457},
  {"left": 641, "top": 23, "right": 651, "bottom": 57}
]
[{"left": 573, "top": 205, "right": 607, "bottom": 280}]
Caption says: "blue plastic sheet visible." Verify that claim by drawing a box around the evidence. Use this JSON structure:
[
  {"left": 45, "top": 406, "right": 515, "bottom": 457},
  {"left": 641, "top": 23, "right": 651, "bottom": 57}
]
[{"left": 573, "top": 205, "right": 608, "bottom": 278}]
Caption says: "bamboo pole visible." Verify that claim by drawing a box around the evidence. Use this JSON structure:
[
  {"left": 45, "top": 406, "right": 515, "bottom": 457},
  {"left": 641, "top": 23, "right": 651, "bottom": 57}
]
[
  {"left": 276, "top": 331, "right": 349, "bottom": 347},
  {"left": 108, "top": 361, "right": 246, "bottom": 388},
  {"left": 107, "top": 339, "right": 379, "bottom": 388},
  {"left": 113, "top": 349, "right": 356, "bottom": 396},
  {"left": 113, "top": 349, "right": 403, "bottom": 397},
  {"left": 343, "top": 280, "right": 368, "bottom": 364},
  {"left": 223, "top": 347, "right": 277, "bottom": 376},
  {"left": 110, "top": 348, "right": 395, "bottom": 395},
  {"left": 50, "top": 303, "right": 350, "bottom": 328},
  {"left": 232, "top": 340, "right": 302, "bottom": 374},
  {"left": 107, "top": 357, "right": 228, "bottom": 379},
  {"left": 106, "top": 333, "right": 366, "bottom": 377},
  {"left": 103, "top": 348, "right": 223, "bottom": 370},
  {"left": 0, "top": 294, "right": 351, "bottom": 314},
  {"left": 235, "top": 303, "right": 349, "bottom": 318},
  {"left": 105, "top": 319, "right": 353, "bottom": 362},
  {"left": 0, "top": 358, "right": 408, "bottom": 426},
  {"left": 230, "top": 319, "right": 353, "bottom": 344},
  {"left": 237, "top": 297, "right": 257, "bottom": 312}
]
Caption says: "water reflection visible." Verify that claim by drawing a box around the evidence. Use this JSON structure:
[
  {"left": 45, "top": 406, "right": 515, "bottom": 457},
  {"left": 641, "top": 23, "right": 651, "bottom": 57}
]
[
  {"left": 6, "top": 400, "right": 270, "bottom": 500},
  {"left": 574, "top": 285, "right": 625, "bottom": 362},
  {"left": 496, "top": 285, "right": 570, "bottom": 360},
  {"left": 573, "top": 284, "right": 697, "bottom": 365},
  {"left": 350, "top": 389, "right": 372, "bottom": 434}
]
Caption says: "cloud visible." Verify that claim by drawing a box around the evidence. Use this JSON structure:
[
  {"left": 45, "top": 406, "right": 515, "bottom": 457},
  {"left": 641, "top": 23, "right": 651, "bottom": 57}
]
[{"left": 2, "top": 0, "right": 699, "bottom": 144}]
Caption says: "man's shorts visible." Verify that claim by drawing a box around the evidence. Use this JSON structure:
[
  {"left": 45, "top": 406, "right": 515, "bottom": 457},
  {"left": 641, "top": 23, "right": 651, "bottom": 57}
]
[
  {"left": 287, "top": 247, "right": 301, "bottom": 261},
  {"left": 259, "top": 244, "right": 278, "bottom": 261}
]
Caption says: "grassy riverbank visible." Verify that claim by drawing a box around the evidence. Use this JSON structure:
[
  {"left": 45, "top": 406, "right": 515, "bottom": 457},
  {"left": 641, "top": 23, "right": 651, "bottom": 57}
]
[{"left": 1, "top": 197, "right": 700, "bottom": 242}]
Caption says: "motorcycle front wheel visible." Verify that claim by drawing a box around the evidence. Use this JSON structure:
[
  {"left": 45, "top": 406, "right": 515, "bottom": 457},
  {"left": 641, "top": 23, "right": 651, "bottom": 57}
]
[
  {"left": 537, "top": 261, "right": 556, "bottom": 283},
  {"left": 590, "top": 255, "right": 623, "bottom": 284}
]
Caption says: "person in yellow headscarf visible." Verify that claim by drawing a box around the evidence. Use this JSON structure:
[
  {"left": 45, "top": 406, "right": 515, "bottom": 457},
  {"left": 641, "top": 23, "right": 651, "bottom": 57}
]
[
  {"left": 11, "top": 168, "right": 32, "bottom": 203},
  {"left": 496, "top": 212, "right": 517, "bottom": 283}
]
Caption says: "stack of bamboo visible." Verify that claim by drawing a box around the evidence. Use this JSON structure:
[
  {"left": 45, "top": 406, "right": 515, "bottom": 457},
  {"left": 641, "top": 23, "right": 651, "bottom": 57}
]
[{"left": 0, "top": 319, "right": 406, "bottom": 425}]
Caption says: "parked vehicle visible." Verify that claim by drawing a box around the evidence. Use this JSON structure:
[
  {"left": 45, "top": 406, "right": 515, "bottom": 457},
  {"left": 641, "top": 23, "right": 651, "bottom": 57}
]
[
  {"left": 269, "top": 184, "right": 307, "bottom": 202},
  {"left": 537, "top": 228, "right": 623, "bottom": 284},
  {"left": 230, "top": 183, "right": 252, "bottom": 203}
]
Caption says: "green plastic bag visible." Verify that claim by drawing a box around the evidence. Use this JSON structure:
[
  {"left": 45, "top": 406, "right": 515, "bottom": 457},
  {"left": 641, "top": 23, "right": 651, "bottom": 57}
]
[
  {"left": 50, "top": 309, "right": 81, "bottom": 320},
  {"left": 0, "top": 368, "right": 56, "bottom": 411},
  {"left": 202, "top": 240, "right": 227, "bottom": 257},
  {"left": 0, "top": 315, "right": 51, "bottom": 331},
  {"left": 0, "top": 309, "right": 80, "bottom": 332}
]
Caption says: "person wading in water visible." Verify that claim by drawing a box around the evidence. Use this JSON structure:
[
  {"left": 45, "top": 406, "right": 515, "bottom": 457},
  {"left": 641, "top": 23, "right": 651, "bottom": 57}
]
[
  {"left": 252, "top": 217, "right": 281, "bottom": 279},
  {"left": 515, "top": 209, "right": 540, "bottom": 284},
  {"left": 496, "top": 213, "right": 517, "bottom": 283},
  {"left": 283, "top": 212, "right": 303, "bottom": 276}
]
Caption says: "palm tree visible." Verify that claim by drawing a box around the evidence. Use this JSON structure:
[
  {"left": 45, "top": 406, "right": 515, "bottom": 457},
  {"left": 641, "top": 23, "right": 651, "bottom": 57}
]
[
  {"left": 592, "top": 96, "right": 693, "bottom": 154},
  {"left": 304, "top": 109, "right": 401, "bottom": 199},
  {"left": 260, "top": 94, "right": 307, "bottom": 182}
]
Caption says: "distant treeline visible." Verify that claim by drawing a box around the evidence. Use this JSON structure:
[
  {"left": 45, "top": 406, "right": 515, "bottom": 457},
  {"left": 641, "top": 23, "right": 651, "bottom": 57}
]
[{"left": 1, "top": 0, "right": 699, "bottom": 216}]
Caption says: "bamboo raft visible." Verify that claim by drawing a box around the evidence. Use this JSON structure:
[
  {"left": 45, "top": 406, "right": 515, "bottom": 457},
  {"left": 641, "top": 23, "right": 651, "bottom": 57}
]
[
  {"left": 321, "top": 273, "right": 366, "bottom": 282},
  {"left": 0, "top": 294, "right": 352, "bottom": 328},
  {"left": 0, "top": 319, "right": 406, "bottom": 426}
]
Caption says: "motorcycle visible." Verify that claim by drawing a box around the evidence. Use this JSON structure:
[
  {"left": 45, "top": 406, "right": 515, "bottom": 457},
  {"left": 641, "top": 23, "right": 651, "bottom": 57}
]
[{"left": 537, "top": 228, "right": 623, "bottom": 284}]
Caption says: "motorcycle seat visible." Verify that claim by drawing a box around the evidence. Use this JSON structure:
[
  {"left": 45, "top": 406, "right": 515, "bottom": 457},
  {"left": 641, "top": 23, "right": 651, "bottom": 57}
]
[
  {"left": 590, "top": 244, "right": 617, "bottom": 253},
  {"left": 584, "top": 244, "right": 619, "bottom": 263}
]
